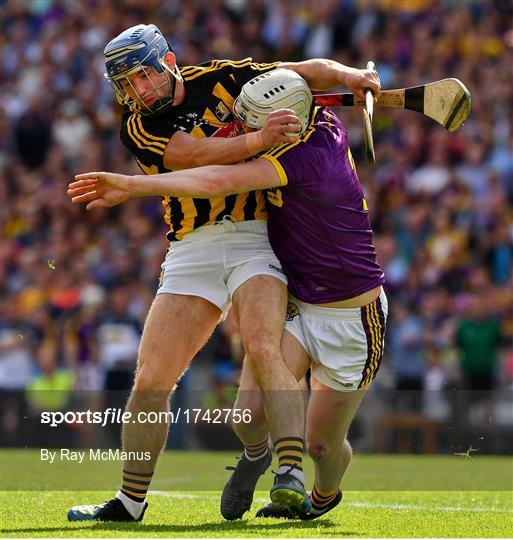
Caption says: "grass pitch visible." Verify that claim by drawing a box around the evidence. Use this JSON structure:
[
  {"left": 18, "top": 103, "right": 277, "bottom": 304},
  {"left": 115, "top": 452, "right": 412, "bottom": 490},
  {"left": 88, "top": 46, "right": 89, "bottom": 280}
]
[{"left": 1, "top": 451, "right": 512, "bottom": 537}]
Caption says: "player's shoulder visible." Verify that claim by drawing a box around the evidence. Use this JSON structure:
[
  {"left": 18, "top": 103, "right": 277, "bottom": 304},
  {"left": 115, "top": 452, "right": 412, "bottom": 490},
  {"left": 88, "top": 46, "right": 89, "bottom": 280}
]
[
  {"left": 120, "top": 108, "right": 160, "bottom": 133},
  {"left": 314, "top": 107, "right": 349, "bottom": 145},
  {"left": 180, "top": 58, "right": 255, "bottom": 81}
]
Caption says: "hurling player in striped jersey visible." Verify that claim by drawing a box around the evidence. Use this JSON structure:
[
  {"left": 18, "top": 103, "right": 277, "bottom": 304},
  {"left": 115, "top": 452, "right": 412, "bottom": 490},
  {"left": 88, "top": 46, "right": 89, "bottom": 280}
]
[
  {"left": 67, "top": 22, "right": 379, "bottom": 523},
  {"left": 68, "top": 68, "right": 385, "bottom": 522}
]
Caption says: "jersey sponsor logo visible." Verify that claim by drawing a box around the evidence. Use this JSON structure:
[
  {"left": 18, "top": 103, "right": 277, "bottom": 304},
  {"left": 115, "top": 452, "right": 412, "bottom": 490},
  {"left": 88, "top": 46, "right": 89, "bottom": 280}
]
[
  {"left": 215, "top": 101, "right": 230, "bottom": 121},
  {"left": 266, "top": 188, "right": 283, "bottom": 207},
  {"left": 286, "top": 302, "right": 300, "bottom": 321},
  {"left": 174, "top": 112, "right": 209, "bottom": 132},
  {"left": 213, "top": 121, "right": 243, "bottom": 139}
]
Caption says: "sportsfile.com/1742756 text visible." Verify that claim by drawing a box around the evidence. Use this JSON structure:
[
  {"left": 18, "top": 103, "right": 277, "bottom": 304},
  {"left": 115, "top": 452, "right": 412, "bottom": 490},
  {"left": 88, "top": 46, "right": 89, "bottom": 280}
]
[{"left": 40, "top": 408, "right": 252, "bottom": 428}]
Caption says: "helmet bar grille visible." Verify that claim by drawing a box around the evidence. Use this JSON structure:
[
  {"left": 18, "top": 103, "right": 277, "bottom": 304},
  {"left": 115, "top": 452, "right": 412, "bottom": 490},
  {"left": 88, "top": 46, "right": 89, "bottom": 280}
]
[{"left": 234, "top": 68, "right": 313, "bottom": 133}]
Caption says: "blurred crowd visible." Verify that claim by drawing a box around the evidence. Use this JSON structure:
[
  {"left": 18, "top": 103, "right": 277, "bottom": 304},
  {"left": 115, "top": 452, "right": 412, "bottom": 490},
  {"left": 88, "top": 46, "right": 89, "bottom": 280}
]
[{"left": 1, "top": 0, "right": 512, "bottom": 451}]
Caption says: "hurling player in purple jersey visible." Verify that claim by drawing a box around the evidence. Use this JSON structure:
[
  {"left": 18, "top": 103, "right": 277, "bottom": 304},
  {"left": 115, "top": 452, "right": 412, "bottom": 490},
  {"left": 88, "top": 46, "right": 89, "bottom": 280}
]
[{"left": 68, "top": 68, "right": 387, "bottom": 521}]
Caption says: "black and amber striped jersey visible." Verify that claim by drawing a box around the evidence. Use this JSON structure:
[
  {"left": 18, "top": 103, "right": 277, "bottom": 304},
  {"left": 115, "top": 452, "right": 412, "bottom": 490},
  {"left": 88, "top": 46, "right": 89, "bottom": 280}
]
[{"left": 119, "top": 58, "right": 280, "bottom": 241}]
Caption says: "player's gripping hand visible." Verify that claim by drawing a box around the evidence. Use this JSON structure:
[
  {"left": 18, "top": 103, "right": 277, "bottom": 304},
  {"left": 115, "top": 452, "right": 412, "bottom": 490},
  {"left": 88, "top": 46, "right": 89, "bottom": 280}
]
[
  {"left": 67, "top": 172, "right": 132, "bottom": 210},
  {"left": 343, "top": 67, "right": 381, "bottom": 102},
  {"left": 259, "top": 109, "right": 302, "bottom": 147}
]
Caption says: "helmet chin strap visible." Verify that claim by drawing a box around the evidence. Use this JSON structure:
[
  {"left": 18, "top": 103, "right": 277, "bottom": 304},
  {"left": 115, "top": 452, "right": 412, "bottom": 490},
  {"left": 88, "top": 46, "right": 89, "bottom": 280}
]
[{"left": 167, "top": 69, "right": 178, "bottom": 106}]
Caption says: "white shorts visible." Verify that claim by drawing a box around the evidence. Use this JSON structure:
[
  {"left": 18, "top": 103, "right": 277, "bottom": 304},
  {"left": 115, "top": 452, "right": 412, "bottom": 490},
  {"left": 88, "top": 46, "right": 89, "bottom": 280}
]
[
  {"left": 157, "top": 219, "right": 287, "bottom": 311},
  {"left": 285, "top": 289, "right": 388, "bottom": 392}
]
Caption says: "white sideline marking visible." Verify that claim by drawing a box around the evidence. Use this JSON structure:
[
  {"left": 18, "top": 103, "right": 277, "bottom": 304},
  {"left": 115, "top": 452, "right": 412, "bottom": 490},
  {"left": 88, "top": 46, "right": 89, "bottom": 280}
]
[
  {"left": 345, "top": 501, "right": 513, "bottom": 514},
  {"left": 149, "top": 491, "right": 513, "bottom": 514}
]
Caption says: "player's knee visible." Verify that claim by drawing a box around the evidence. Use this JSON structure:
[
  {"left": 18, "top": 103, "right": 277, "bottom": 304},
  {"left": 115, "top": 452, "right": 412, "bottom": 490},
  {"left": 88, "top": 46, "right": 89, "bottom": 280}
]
[
  {"left": 306, "top": 439, "right": 331, "bottom": 461},
  {"left": 245, "top": 339, "right": 283, "bottom": 387},
  {"left": 306, "top": 437, "right": 350, "bottom": 462},
  {"left": 133, "top": 366, "right": 173, "bottom": 393},
  {"left": 244, "top": 337, "right": 279, "bottom": 367}
]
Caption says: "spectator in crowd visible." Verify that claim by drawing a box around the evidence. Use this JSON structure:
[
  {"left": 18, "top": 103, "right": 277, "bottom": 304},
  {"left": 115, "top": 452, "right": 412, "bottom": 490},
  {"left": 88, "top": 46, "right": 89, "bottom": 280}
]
[
  {"left": 25, "top": 339, "right": 75, "bottom": 447},
  {"left": 0, "top": 295, "right": 36, "bottom": 445},
  {"left": 95, "top": 284, "right": 141, "bottom": 443},
  {"left": 388, "top": 303, "right": 426, "bottom": 412},
  {"left": 422, "top": 345, "right": 451, "bottom": 423},
  {"left": 455, "top": 293, "right": 503, "bottom": 421}
]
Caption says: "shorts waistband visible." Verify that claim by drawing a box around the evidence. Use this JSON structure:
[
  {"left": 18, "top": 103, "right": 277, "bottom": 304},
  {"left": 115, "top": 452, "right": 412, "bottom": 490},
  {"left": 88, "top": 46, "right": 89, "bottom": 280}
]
[
  {"left": 175, "top": 218, "right": 268, "bottom": 241},
  {"left": 290, "top": 290, "right": 387, "bottom": 321}
]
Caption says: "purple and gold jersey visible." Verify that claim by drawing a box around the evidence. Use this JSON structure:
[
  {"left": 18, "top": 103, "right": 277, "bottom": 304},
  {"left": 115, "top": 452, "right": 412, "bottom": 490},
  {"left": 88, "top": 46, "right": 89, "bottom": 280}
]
[{"left": 259, "top": 107, "right": 384, "bottom": 303}]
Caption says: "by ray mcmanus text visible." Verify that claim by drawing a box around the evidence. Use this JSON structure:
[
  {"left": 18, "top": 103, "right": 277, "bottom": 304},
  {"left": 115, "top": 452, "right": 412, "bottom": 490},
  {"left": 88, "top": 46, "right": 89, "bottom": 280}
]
[{"left": 40, "top": 448, "right": 152, "bottom": 463}]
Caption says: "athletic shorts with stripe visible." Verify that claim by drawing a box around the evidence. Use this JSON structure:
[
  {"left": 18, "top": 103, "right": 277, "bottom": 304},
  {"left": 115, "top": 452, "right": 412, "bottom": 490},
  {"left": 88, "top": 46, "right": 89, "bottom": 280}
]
[
  {"left": 157, "top": 219, "right": 287, "bottom": 311},
  {"left": 284, "top": 289, "right": 388, "bottom": 392}
]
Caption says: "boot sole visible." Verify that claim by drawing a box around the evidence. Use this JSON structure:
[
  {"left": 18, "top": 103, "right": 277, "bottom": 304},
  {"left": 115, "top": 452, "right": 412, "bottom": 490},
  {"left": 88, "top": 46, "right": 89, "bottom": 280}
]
[{"left": 270, "top": 486, "right": 309, "bottom": 513}]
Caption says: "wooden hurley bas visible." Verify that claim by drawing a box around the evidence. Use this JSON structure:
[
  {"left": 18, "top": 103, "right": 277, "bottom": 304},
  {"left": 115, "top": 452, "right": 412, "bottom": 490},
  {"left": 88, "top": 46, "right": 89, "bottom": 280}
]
[{"left": 314, "top": 78, "right": 472, "bottom": 132}]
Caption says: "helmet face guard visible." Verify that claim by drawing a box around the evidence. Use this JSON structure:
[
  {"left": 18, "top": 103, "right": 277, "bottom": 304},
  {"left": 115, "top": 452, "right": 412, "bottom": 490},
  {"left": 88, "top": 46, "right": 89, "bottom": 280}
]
[
  {"left": 104, "top": 24, "right": 182, "bottom": 115},
  {"left": 234, "top": 68, "right": 313, "bottom": 134}
]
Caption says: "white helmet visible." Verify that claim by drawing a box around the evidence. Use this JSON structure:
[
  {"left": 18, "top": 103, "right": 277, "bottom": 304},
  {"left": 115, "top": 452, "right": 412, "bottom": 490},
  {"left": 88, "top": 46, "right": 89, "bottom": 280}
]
[{"left": 234, "top": 68, "right": 313, "bottom": 134}]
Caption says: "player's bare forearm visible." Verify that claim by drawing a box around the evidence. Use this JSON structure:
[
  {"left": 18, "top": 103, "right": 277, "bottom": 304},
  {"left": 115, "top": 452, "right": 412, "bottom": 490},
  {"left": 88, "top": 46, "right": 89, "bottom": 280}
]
[
  {"left": 68, "top": 159, "right": 281, "bottom": 209},
  {"left": 164, "top": 133, "right": 256, "bottom": 169},
  {"left": 128, "top": 169, "right": 231, "bottom": 198},
  {"left": 164, "top": 110, "right": 301, "bottom": 170},
  {"left": 131, "top": 159, "right": 280, "bottom": 197},
  {"left": 281, "top": 59, "right": 380, "bottom": 99}
]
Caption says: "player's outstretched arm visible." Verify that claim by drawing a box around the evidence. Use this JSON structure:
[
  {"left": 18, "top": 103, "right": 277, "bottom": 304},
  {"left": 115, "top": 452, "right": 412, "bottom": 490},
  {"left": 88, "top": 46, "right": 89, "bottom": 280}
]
[
  {"left": 164, "top": 109, "right": 301, "bottom": 170},
  {"left": 280, "top": 59, "right": 380, "bottom": 101},
  {"left": 68, "top": 159, "right": 281, "bottom": 210}
]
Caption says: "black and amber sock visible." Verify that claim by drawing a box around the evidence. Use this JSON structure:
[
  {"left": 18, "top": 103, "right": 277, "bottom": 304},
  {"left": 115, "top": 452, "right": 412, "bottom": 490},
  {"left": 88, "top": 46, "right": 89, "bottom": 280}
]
[
  {"left": 121, "top": 469, "right": 154, "bottom": 503},
  {"left": 274, "top": 436, "right": 304, "bottom": 473},
  {"left": 310, "top": 484, "right": 339, "bottom": 513},
  {"left": 244, "top": 438, "right": 269, "bottom": 461}
]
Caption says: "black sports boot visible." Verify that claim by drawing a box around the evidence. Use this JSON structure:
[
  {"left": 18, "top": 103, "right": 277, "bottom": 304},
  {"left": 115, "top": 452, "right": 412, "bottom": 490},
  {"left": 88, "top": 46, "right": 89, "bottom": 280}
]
[
  {"left": 255, "top": 502, "right": 298, "bottom": 519},
  {"left": 67, "top": 497, "right": 148, "bottom": 522},
  {"left": 220, "top": 451, "right": 272, "bottom": 520}
]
